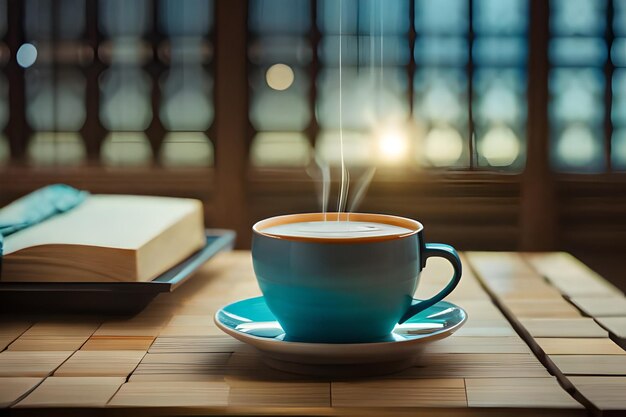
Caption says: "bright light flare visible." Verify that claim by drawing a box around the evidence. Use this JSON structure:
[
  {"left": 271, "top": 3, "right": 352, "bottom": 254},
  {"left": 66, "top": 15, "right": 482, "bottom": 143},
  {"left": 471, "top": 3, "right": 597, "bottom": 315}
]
[{"left": 377, "top": 129, "right": 409, "bottom": 162}]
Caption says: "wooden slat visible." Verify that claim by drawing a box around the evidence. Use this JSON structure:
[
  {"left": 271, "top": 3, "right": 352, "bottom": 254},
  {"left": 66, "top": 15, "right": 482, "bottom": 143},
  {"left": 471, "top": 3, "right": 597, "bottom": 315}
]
[
  {"left": 9, "top": 335, "right": 91, "bottom": 351},
  {"left": 332, "top": 379, "right": 467, "bottom": 408},
  {"left": 569, "top": 296, "right": 626, "bottom": 318},
  {"left": 0, "top": 351, "right": 73, "bottom": 377},
  {"left": 8, "top": 321, "right": 98, "bottom": 351},
  {"left": 550, "top": 355, "right": 626, "bottom": 375},
  {"left": 524, "top": 252, "right": 622, "bottom": 297},
  {"left": 108, "top": 381, "right": 229, "bottom": 407},
  {"left": 0, "top": 377, "right": 43, "bottom": 407},
  {"left": 465, "top": 252, "right": 539, "bottom": 280},
  {"left": 503, "top": 299, "right": 582, "bottom": 319},
  {"left": 225, "top": 352, "right": 320, "bottom": 382},
  {"left": 0, "top": 321, "right": 32, "bottom": 351},
  {"left": 395, "top": 353, "right": 551, "bottom": 379},
  {"left": 81, "top": 336, "right": 155, "bottom": 351},
  {"left": 132, "top": 352, "right": 231, "bottom": 378},
  {"left": 452, "top": 318, "right": 517, "bottom": 337},
  {"left": 149, "top": 336, "right": 246, "bottom": 353},
  {"left": 569, "top": 376, "right": 626, "bottom": 411},
  {"left": 465, "top": 377, "right": 582, "bottom": 409},
  {"left": 228, "top": 381, "right": 330, "bottom": 407},
  {"left": 158, "top": 325, "right": 226, "bottom": 337},
  {"left": 453, "top": 300, "right": 508, "bottom": 320},
  {"left": 54, "top": 350, "right": 146, "bottom": 377},
  {"left": 93, "top": 323, "right": 164, "bottom": 337},
  {"left": 535, "top": 338, "right": 625, "bottom": 356},
  {"left": 15, "top": 377, "right": 125, "bottom": 408},
  {"left": 595, "top": 317, "right": 626, "bottom": 340},
  {"left": 422, "top": 337, "right": 531, "bottom": 354},
  {"left": 129, "top": 373, "right": 226, "bottom": 382},
  {"left": 166, "top": 315, "right": 217, "bottom": 327},
  {"left": 520, "top": 318, "right": 609, "bottom": 338}
]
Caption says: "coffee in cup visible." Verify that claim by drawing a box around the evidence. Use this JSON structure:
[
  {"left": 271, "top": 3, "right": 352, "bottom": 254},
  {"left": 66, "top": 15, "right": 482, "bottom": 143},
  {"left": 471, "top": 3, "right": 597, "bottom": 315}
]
[{"left": 252, "top": 213, "right": 462, "bottom": 343}]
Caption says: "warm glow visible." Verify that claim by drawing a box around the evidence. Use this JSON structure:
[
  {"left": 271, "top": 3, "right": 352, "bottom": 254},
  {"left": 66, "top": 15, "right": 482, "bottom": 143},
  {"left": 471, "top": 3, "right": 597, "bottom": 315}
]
[
  {"left": 480, "top": 125, "right": 520, "bottom": 166},
  {"left": 266, "top": 63, "right": 294, "bottom": 91},
  {"left": 377, "top": 129, "right": 409, "bottom": 162},
  {"left": 424, "top": 126, "right": 464, "bottom": 166}
]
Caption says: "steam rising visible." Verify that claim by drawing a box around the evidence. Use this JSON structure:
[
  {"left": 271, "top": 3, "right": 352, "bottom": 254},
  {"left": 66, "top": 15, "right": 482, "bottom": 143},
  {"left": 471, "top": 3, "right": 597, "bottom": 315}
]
[
  {"left": 307, "top": 0, "right": 381, "bottom": 219},
  {"left": 349, "top": 167, "right": 376, "bottom": 212},
  {"left": 307, "top": 159, "right": 376, "bottom": 215},
  {"left": 337, "top": 0, "right": 348, "bottom": 219}
]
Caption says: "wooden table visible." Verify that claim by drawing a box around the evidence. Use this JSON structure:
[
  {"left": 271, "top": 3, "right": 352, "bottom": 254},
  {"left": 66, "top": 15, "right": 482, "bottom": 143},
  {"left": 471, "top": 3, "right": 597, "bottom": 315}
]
[{"left": 1, "top": 251, "right": 625, "bottom": 416}]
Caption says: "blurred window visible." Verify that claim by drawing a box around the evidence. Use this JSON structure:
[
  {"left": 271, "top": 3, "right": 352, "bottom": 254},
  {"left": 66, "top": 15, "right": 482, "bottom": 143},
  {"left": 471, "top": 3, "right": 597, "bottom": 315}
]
[
  {"left": 248, "top": 0, "right": 529, "bottom": 171},
  {"left": 1, "top": 0, "right": 215, "bottom": 167},
  {"left": 549, "top": 0, "right": 607, "bottom": 172}
]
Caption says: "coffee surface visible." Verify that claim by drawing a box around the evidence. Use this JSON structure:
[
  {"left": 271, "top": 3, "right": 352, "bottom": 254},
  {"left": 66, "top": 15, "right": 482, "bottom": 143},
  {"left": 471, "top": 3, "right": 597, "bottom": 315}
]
[{"left": 262, "top": 220, "right": 413, "bottom": 239}]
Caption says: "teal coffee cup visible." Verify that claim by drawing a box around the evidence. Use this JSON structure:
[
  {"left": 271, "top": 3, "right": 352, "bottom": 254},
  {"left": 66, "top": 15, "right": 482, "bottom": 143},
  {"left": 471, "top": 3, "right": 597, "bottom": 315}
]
[{"left": 252, "top": 213, "right": 462, "bottom": 343}]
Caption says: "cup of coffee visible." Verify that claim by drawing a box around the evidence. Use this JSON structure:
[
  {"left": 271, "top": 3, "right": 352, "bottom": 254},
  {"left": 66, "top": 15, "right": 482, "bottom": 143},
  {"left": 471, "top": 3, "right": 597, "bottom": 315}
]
[{"left": 252, "top": 213, "right": 462, "bottom": 343}]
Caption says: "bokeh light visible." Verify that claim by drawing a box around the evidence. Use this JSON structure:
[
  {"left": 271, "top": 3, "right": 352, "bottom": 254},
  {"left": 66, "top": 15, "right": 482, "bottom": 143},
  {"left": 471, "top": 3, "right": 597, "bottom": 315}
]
[
  {"left": 479, "top": 125, "right": 520, "bottom": 166},
  {"left": 160, "top": 132, "right": 214, "bottom": 167},
  {"left": 266, "top": 63, "right": 295, "bottom": 91},
  {"left": 423, "top": 126, "right": 464, "bottom": 167},
  {"left": 251, "top": 132, "right": 311, "bottom": 167},
  {"left": 377, "top": 128, "right": 409, "bottom": 163},
  {"left": 556, "top": 124, "right": 599, "bottom": 167},
  {"left": 101, "top": 132, "right": 152, "bottom": 167},
  {"left": 27, "top": 132, "right": 85, "bottom": 166},
  {"left": 17, "top": 43, "right": 37, "bottom": 68}
]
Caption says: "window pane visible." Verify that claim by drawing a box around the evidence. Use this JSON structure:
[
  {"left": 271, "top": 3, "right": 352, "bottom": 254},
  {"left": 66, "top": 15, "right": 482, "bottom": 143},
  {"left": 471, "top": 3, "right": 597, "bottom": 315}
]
[
  {"left": 615, "top": 0, "right": 626, "bottom": 36},
  {"left": 319, "top": 0, "right": 409, "bottom": 35},
  {"left": 249, "top": 0, "right": 311, "bottom": 167},
  {"left": 26, "top": 0, "right": 85, "bottom": 40},
  {"left": 315, "top": 130, "right": 373, "bottom": 166},
  {"left": 549, "top": 0, "right": 607, "bottom": 172},
  {"left": 473, "top": 38, "right": 527, "bottom": 66},
  {"left": 550, "top": 0, "right": 606, "bottom": 36},
  {"left": 160, "top": 65, "right": 213, "bottom": 131},
  {"left": 101, "top": 132, "right": 152, "bottom": 166},
  {"left": 320, "top": 36, "right": 409, "bottom": 66},
  {"left": 550, "top": 38, "right": 607, "bottom": 66},
  {"left": 160, "top": 132, "right": 213, "bottom": 167},
  {"left": 474, "top": 0, "right": 528, "bottom": 35},
  {"left": 100, "top": 66, "right": 152, "bottom": 131},
  {"left": 250, "top": 0, "right": 310, "bottom": 34},
  {"left": 99, "top": 0, "right": 152, "bottom": 37},
  {"left": 415, "top": 0, "right": 468, "bottom": 35},
  {"left": 318, "top": 67, "right": 408, "bottom": 130},
  {"left": 159, "top": 0, "right": 213, "bottom": 36},
  {"left": 27, "top": 132, "right": 85, "bottom": 166},
  {"left": 26, "top": 69, "right": 86, "bottom": 131},
  {"left": 251, "top": 132, "right": 311, "bottom": 167}
]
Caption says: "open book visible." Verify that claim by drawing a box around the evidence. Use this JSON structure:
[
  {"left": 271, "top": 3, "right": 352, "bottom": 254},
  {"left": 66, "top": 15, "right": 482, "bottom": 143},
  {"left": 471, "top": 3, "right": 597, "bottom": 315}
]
[{"left": 1, "top": 195, "right": 205, "bottom": 283}]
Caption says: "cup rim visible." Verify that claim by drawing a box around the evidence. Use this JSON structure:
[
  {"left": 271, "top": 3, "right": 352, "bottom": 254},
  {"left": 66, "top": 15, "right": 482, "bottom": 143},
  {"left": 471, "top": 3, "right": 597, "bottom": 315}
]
[{"left": 252, "top": 212, "right": 423, "bottom": 243}]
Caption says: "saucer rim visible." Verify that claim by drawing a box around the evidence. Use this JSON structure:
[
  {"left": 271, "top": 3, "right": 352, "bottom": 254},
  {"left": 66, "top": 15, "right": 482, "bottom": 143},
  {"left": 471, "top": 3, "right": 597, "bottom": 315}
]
[{"left": 213, "top": 296, "right": 468, "bottom": 347}]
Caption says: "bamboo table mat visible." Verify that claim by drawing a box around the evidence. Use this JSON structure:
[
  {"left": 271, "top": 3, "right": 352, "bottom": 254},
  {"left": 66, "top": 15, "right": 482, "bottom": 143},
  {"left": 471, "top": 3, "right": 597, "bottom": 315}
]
[{"left": 0, "top": 250, "right": 624, "bottom": 416}]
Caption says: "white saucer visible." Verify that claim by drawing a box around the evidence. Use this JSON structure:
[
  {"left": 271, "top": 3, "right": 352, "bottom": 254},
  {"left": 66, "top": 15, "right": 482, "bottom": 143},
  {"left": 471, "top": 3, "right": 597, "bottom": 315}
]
[{"left": 214, "top": 296, "right": 467, "bottom": 376}]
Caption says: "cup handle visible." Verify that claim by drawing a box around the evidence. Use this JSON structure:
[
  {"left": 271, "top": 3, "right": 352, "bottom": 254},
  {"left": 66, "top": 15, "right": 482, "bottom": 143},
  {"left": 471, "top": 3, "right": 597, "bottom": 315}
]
[{"left": 398, "top": 243, "right": 462, "bottom": 324}]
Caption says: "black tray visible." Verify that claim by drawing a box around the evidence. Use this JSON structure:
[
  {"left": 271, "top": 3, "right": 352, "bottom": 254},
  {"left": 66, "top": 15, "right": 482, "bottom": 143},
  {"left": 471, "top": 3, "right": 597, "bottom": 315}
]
[{"left": 0, "top": 229, "right": 236, "bottom": 315}]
